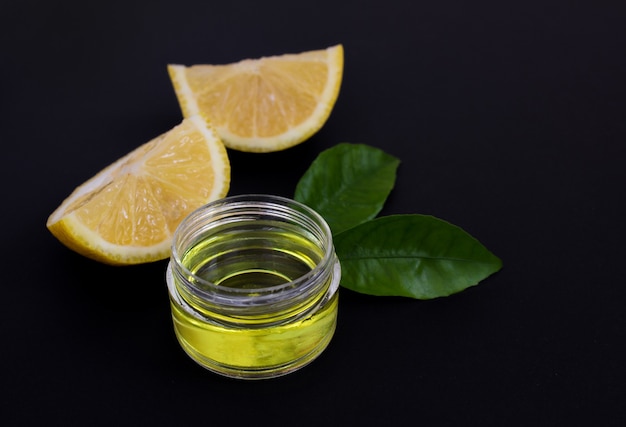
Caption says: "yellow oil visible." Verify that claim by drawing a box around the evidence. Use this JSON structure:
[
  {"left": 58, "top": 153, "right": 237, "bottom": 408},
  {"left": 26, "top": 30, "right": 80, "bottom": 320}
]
[{"left": 168, "top": 225, "right": 339, "bottom": 378}]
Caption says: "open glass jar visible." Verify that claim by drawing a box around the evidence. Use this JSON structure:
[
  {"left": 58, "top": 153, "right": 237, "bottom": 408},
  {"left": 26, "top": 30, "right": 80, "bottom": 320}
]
[{"left": 166, "top": 194, "right": 341, "bottom": 379}]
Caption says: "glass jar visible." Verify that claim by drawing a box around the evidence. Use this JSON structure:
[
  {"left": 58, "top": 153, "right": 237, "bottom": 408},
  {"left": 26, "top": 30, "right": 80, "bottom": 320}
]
[{"left": 166, "top": 194, "right": 341, "bottom": 379}]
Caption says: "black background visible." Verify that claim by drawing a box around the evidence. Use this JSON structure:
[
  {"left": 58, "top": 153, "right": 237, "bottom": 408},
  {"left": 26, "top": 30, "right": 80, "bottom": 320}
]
[{"left": 2, "top": 1, "right": 625, "bottom": 425}]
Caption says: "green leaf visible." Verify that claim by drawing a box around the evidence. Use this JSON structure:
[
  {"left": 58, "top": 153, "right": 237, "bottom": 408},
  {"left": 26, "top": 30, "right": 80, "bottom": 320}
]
[
  {"left": 294, "top": 143, "right": 400, "bottom": 235},
  {"left": 334, "top": 214, "right": 502, "bottom": 299}
]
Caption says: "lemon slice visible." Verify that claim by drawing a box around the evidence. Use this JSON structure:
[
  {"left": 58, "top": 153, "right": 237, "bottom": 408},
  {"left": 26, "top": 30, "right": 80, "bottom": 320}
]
[
  {"left": 168, "top": 44, "right": 344, "bottom": 152},
  {"left": 47, "top": 116, "right": 230, "bottom": 265}
]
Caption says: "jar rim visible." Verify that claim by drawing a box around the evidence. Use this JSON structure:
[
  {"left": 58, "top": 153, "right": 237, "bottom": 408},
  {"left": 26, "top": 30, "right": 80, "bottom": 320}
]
[{"left": 169, "top": 194, "right": 336, "bottom": 305}]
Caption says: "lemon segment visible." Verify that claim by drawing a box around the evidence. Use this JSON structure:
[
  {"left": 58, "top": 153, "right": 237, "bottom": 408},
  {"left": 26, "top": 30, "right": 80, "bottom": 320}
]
[
  {"left": 47, "top": 116, "right": 230, "bottom": 265},
  {"left": 168, "top": 44, "right": 344, "bottom": 152}
]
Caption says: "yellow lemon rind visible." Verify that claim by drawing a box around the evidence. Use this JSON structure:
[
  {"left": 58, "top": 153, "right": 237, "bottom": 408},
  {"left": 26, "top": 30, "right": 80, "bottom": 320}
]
[{"left": 48, "top": 214, "right": 172, "bottom": 265}]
